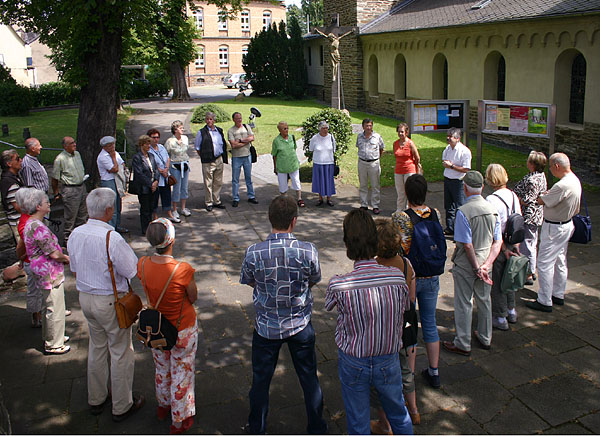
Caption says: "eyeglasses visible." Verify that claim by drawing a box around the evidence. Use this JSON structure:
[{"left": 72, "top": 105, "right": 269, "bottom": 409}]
[{"left": 150, "top": 136, "right": 160, "bottom": 139}]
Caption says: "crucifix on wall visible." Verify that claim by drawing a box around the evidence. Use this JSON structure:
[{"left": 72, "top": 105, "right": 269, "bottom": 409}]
[{"left": 313, "top": 14, "right": 357, "bottom": 110}]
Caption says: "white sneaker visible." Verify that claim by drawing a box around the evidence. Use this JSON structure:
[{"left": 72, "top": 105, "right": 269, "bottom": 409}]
[
  {"left": 172, "top": 210, "right": 180, "bottom": 219},
  {"left": 169, "top": 215, "right": 181, "bottom": 223},
  {"left": 181, "top": 208, "right": 191, "bottom": 217}
]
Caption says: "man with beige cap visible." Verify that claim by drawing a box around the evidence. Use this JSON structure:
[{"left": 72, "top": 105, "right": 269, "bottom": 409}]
[{"left": 96, "top": 136, "right": 128, "bottom": 233}]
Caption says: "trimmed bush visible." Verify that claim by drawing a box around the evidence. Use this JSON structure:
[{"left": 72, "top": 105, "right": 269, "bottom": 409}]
[
  {"left": 30, "top": 82, "right": 81, "bottom": 107},
  {"left": 0, "top": 82, "right": 32, "bottom": 116},
  {"left": 301, "top": 108, "right": 353, "bottom": 162},
  {"left": 191, "top": 104, "right": 230, "bottom": 124}
]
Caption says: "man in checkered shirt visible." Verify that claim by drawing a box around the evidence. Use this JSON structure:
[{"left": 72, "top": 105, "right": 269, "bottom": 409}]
[{"left": 240, "top": 194, "right": 327, "bottom": 435}]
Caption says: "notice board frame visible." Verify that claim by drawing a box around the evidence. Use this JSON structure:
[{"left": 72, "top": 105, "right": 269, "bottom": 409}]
[
  {"left": 477, "top": 100, "right": 556, "bottom": 180},
  {"left": 406, "top": 100, "right": 470, "bottom": 141}
]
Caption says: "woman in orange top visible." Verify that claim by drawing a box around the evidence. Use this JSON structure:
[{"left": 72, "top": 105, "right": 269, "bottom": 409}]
[
  {"left": 393, "top": 123, "right": 420, "bottom": 212},
  {"left": 138, "top": 218, "right": 198, "bottom": 434}
]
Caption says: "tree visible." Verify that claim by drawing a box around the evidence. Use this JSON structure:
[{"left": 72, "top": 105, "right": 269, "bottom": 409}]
[
  {"left": 285, "top": 16, "right": 308, "bottom": 99},
  {"left": 302, "top": 0, "right": 323, "bottom": 29},
  {"left": 286, "top": 5, "right": 306, "bottom": 34}
]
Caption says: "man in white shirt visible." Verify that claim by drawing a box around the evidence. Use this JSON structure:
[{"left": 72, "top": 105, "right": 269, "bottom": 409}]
[
  {"left": 356, "top": 118, "right": 385, "bottom": 215},
  {"left": 96, "top": 136, "right": 128, "bottom": 233},
  {"left": 68, "top": 188, "right": 144, "bottom": 421},
  {"left": 527, "top": 153, "right": 581, "bottom": 313},
  {"left": 441, "top": 127, "right": 471, "bottom": 235}
]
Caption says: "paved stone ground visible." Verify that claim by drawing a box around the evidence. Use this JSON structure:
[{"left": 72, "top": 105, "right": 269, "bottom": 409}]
[{"left": 1, "top": 97, "right": 600, "bottom": 434}]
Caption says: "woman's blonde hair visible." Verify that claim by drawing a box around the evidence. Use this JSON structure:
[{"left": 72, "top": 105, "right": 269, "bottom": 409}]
[
  {"left": 485, "top": 163, "right": 508, "bottom": 188},
  {"left": 528, "top": 151, "right": 547, "bottom": 172},
  {"left": 137, "top": 134, "right": 151, "bottom": 149}
]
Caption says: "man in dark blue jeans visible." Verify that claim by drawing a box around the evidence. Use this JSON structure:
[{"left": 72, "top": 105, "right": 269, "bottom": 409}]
[{"left": 240, "top": 195, "right": 327, "bottom": 435}]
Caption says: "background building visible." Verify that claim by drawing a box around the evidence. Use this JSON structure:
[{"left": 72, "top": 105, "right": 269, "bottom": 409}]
[
  {"left": 306, "top": 0, "right": 600, "bottom": 169},
  {"left": 187, "top": 0, "right": 286, "bottom": 85}
]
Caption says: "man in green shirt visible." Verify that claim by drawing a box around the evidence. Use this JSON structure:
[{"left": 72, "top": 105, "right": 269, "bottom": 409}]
[
  {"left": 51, "top": 136, "right": 88, "bottom": 245},
  {"left": 271, "top": 121, "right": 304, "bottom": 207}
]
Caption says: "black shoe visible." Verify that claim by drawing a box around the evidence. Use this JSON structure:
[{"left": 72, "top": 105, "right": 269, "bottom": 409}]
[
  {"left": 206, "top": 205, "right": 213, "bottom": 212},
  {"left": 444, "top": 228, "right": 454, "bottom": 236},
  {"left": 421, "top": 368, "right": 441, "bottom": 389},
  {"left": 552, "top": 296, "right": 565, "bottom": 306},
  {"left": 526, "top": 300, "right": 552, "bottom": 312},
  {"left": 112, "top": 395, "right": 145, "bottom": 422},
  {"left": 360, "top": 206, "right": 368, "bottom": 211},
  {"left": 90, "top": 396, "right": 111, "bottom": 416},
  {"left": 372, "top": 208, "right": 380, "bottom": 215},
  {"left": 232, "top": 201, "right": 239, "bottom": 207},
  {"left": 214, "top": 203, "right": 226, "bottom": 209},
  {"left": 525, "top": 278, "right": 534, "bottom": 286},
  {"left": 248, "top": 198, "right": 259, "bottom": 204}
]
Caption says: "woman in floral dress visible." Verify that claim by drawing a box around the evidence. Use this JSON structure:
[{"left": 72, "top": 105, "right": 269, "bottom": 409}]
[
  {"left": 21, "top": 188, "right": 70, "bottom": 355},
  {"left": 138, "top": 218, "right": 198, "bottom": 434}
]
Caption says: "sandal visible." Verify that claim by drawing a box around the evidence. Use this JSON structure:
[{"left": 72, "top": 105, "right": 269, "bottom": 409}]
[
  {"left": 327, "top": 199, "right": 334, "bottom": 207},
  {"left": 316, "top": 199, "right": 324, "bottom": 206},
  {"left": 44, "top": 344, "right": 71, "bottom": 355},
  {"left": 297, "top": 199, "right": 305, "bottom": 208}
]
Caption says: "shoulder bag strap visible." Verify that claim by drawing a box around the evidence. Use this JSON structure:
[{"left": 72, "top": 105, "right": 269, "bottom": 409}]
[
  {"left": 491, "top": 192, "right": 511, "bottom": 215},
  {"left": 141, "top": 259, "right": 185, "bottom": 328},
  {"left": 140, "top": 257, "right": 151, "bottom": 305},
  {"left": 106, "top": 230, "right": 119, "bottom": 304},
  {"left": 153, "top": 261, "right": 181, "bottom": 309}
]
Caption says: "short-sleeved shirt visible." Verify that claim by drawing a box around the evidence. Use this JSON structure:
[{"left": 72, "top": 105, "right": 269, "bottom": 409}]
[
  {"left": 486, "top": 188, "right": 522, "bottom": 232},
  {"left": 442, "top": 142, "right": 471, "bottom": 180},
  {"left": 271, "top": 135, "right": 299, "bottom": 174},
  {"left": 23, "top": 219, "right": 64, "bottom": 290},
  {"left": 165, "top": 135, "right": 190, "bottom": 163},
  {"left": 148, "top": 144, "right": 170, "bottom": 187},
  {"left": 53, "top": 150, "right": 86, "bottom": 185},
  {"left": 240, "top": 232, "right": 320, "bottom": 340},
  {"left": 20, "top": 154, "right": 49, "bottom": 192},
  {"left": 513, "top": 171, "right": 547, "bottom": 226},
  {"left": 392, "top": 206, "right": 442, "bottom": 255},
  {"left": 137, "top": 257, "right": 196, "bottom": 331},
  {"left": 97, "top": 149, "right": 124, "bottom": 181},
  {"left": 356, "top": 132, "right": 385, "bottom": 161},
  {"left": 0, "top": 170, "right": 23, "bottom": 226},
  {"left": 325, "top": 259, "right": 409, "bottom": 357},
  {"left": 539, "top": 172, "right": 581, "bottom": 222},
  {"left": 309, "top": 133, "right": 336, "bottom": 165},
  {"left": 454, "top": 196, "right": 502, "bottom": 244},
  {"left": 228, "top": 124, "right": 253, "bottom": 158}
]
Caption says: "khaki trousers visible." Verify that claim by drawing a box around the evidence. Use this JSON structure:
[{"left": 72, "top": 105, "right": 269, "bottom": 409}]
[
  {"left": 358, "top": 159, "right": 381, "bottom": 208},
  {"left": 79, "top": 292, "right": 134, "bottom": 415},
  {"left": 42, "top": 282, "right": 66, "bottom": 349},
  {"left": 202, "top": 156, "right": 224, "bottom": 207},
  {"left": 452, "top": 265, "right": 492, "bottom": 351},
  {"left": 61, "top": 184, "right": 88, "bottom": 244}
]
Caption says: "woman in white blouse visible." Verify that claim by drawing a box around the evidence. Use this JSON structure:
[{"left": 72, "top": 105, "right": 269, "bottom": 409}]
[{"left": 309, "top": 121, "right": 336, "bottom": 207}]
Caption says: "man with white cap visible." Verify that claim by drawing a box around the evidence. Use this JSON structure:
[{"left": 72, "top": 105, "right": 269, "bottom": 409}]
[
  {"left": 96, "top": 136, "right": 128, "bottom": 233},
  {"left": 442, "top": 170, "right": 502, "bottom": 356}
]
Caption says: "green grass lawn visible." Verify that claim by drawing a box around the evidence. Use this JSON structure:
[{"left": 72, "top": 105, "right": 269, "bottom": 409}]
[{"left": 0, "top": 108, "right": 133, "bottom": 164}]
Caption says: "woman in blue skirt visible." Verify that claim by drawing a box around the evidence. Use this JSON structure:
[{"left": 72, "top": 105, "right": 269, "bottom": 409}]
[{"left": 309, "top": 121, "right": 337, "bottom": 206}]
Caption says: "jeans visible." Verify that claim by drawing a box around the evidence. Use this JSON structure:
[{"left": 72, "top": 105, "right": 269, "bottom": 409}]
[
  {"left": 248, "top": 323, "right": 326, "bottom": 435},
  {"left": 338, "top": 350, "right": 413, "bottom": 435},
  {"left": 232, "top": 155, "right": 255, "bottom": 201},
  {"left": 99, "top": 179, "right": 121, "bottom": 229},
  {"left": 444, "top": 177, "right": 465, "bottom": 232},
  {"left": 416, "top": 276, "right": 440, "bottom": 343},
  {"left": 153, "top": 185, "right": 172, "bottom": 212},
  {"left": 170, "top": 162, "right": 189, "bottom": 203}
]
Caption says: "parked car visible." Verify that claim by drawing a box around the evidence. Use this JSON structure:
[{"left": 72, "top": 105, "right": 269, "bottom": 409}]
[
  {"left": 223, "top": 73, "right": 244, "bottom": 88},
  {"left": 235, "top": 74, "right": 251, "bottom": 90}
]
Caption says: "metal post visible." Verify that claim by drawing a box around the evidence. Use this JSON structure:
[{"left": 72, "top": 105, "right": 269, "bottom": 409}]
[{"left": 476, "top": 100, "right": 484, "bottom": 172}]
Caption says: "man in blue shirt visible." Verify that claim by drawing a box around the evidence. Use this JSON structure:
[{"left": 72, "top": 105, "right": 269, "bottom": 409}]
[
  {"left": 443, "top": 171, "right": 502, "bottom": 356},
  {"left": 194, "top": 112, "right": 228, "bottom": 211},
  {"left": 240, "top": 195, "right": 327, "bottom": 435}
]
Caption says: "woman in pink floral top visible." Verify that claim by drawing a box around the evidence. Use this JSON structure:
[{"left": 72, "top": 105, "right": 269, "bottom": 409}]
[{"left": 21, "top": 188, "right": 71, "bottom": 355}]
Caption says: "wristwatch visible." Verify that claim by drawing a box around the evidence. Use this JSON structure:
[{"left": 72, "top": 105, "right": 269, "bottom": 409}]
[{"left": 450, "top": 164, "right": 454, "bottom": 169}]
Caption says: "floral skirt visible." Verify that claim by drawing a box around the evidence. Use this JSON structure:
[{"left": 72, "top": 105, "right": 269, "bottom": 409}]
[{"left": 152, "top": 323, "right": 198, "bottom": 423}]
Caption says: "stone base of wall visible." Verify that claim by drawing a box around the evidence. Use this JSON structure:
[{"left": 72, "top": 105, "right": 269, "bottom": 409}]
[
  {"left": 188, "top": 74, "right": 229, "bottom": 86},
  {"left": 364, "top": 92, "right": 406, "bottom": 121}
]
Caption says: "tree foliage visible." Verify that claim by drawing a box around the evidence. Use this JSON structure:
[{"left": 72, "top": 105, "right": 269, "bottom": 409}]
[
  {"left": 191, "top": 104, "right": 231, "bottom": 124},
  {"left": 302, "top": 108, "right": 352, "bottom": 162},
  {"left": 0, "top": 64, "right": 17, "bottom": 85},
  {"left": 243, "top": 20, "right": 307, "bottom": 99}
]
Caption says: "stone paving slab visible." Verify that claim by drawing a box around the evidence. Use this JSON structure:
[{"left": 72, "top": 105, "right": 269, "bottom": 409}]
[{"left": 2, "top": 101, "right": 600, "bottom": 434}]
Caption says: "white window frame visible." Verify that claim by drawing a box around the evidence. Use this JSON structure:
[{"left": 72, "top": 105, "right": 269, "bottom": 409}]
[
  {"left": 219, "top": 46, "right": 229, "bottom": 67},
  {"left": 241, "top": 9, "right": 250, "bottom": 31},
  {"left": 218, "top": 11, "right": 228, "bottom": 31},
  {"left": 262, "top": 11, "right": 272, "bottom": 31},
  {"left": 195, "top": 46, "right": 205, "bottom": 67},
  {"left": 242, "top": 45, "right": 249, "bottom": 57},
  {"left": 193, "top": 8, "right": 203, "bottom": 30}
]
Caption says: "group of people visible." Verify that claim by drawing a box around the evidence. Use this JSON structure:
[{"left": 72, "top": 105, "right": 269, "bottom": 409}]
[{"left": 0, "top": 111, "right": 584, "bottom": 435}]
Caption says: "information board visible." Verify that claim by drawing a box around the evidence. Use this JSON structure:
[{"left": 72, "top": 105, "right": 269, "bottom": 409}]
[
  {"left": 481, "top": 101, "right": 552, "bottom": 138},
  {"left": 408, "top": 100, "right": 468, "bottom": 133}
]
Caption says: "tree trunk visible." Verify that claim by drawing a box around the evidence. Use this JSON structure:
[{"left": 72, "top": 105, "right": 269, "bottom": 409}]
[
  {"left": 170, "top": 62, "right": 191, "bottom": 101},
  {"left": 76, "top": 10, "right": 124, "bottom": 188}
]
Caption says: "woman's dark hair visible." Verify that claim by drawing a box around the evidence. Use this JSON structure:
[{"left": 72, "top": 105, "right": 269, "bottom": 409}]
[
  {"left": 268, "top": 195, "right": 298, "bottom": 231},
  {"left": 375, "top": 218, "right": 402, "bottom": 259},
  {"left": 405, "top": 174, "right": 427, "bottom": 206},
  {"left": 146, "top": 222, "right": 170, "bottom": 254},
  {"left": 343, "top": 209, "right": 378, "bottom": 261},
  {"left": 146, "top": 128, "right": 160, "bottom": 138},
  {"left": 396, "top": 122, "right": 409, "bottom": 135}
]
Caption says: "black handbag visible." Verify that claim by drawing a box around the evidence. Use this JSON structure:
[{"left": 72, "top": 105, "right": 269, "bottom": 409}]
[
  {"left": 400, "top": 257, "right": 418, "bottom": 348},
  {"left": 570, "top": 193, "right": 591, "bottom": 244},
  {"left": 127, "top": 168, "right": 140, "bottom": 195},
  {"left": 250, "top": 145, "right": 258, "bottom": 163},
  {"left": 136, "top": 258, "right": 184, "bottom": 351}
]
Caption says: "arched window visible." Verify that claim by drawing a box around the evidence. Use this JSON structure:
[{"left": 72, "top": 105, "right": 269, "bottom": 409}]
[
  {"left": 241, "top": 10, "right": 250, "bottom": 31},
  {"left": 553, "top": 49, "right": 586, "bottom": 124},
  {"left": 218, "top": 11, "right": 228, "bottom": 31},
  {"left": 394, "top": 54, "right": 406, "bottom": 100},
  {"left": 483, "top": 51, "right": 506, "bottom": 101},
  {"left": 219, "top": 46, "right": 229, "bottom": 67},
  {"left": 262, "top": 11, "right": 272, "bottom": 31},
  {"left": 368, "top": 55, "right": 379, "bottom": 97},
  {"left": 193, "top": 8, "right": 203, "bottom": 30},
  {"left": 195, "top": 46, "right": 205, "bottom": 68},
  {"left": 432, "top": 53, "right": 448, "bottom": 99}
]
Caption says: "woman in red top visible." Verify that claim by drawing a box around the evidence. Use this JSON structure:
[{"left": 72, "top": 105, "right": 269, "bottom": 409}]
[
  {"left": 393, "top": 123, "right": 420, "bottom": 212},
  {"left": 138, "top": 218, "right": 198, "bottom": 434}
]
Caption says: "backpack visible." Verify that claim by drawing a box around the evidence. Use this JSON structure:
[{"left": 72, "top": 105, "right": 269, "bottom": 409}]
[
  {"left": 491, "top": 192, "right": 525, "bottom": 245},
  {"left": 405, "top": 208, "right": 447, "bottom": 277}
]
